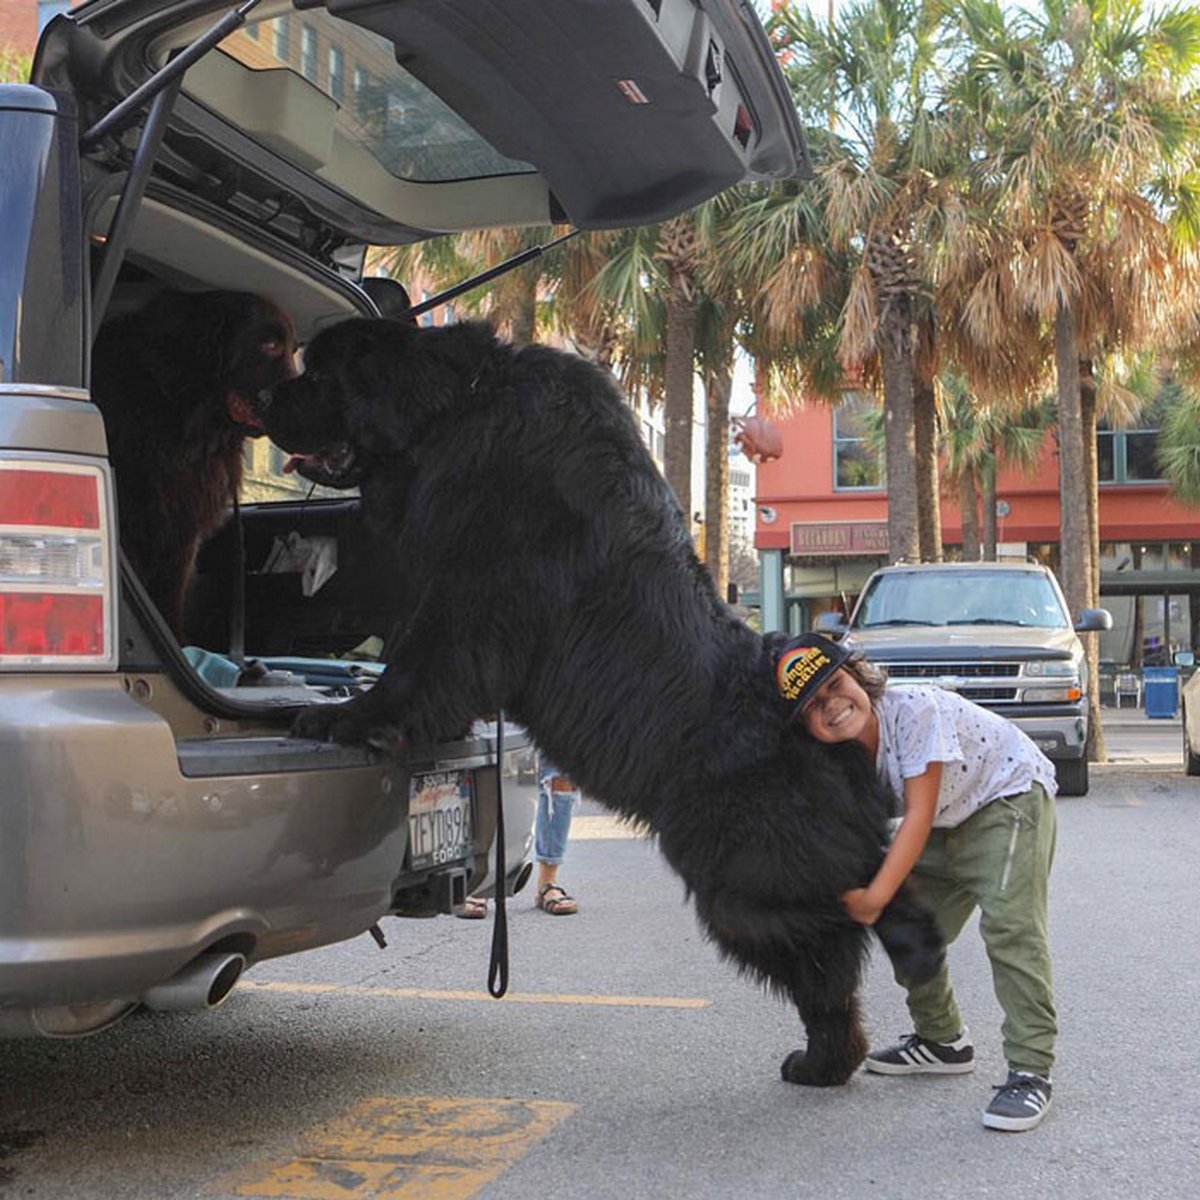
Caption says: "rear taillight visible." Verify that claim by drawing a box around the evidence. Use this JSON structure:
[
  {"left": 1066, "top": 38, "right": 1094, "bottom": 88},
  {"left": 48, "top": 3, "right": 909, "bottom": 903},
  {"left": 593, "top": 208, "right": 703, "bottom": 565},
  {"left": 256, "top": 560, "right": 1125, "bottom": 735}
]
[{"left": 0, "top": 461, "right": 114, "bottom": 667}]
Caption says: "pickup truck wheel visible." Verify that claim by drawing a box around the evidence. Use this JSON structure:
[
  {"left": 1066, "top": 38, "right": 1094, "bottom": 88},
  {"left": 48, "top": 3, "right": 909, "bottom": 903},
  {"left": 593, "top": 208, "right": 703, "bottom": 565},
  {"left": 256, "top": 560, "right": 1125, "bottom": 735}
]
[
  {"left": 1054, "top": 756, "right": 1089, "bottom": 797},
  {"left": 1183, "top": 707, "right": 1200, "bottom": 776}
]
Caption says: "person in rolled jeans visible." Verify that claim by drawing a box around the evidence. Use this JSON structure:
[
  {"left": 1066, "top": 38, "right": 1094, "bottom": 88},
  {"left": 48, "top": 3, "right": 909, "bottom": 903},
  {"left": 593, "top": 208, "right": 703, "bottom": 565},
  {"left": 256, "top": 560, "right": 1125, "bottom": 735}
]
[
  {"left": 774, "top": 632, "right": 1058, "bottom": 1133},
  {"left": 455, "top": 751, "right": 579, "bottom": 918},
  {"left": 532, "top": 755, "right": 579, "bottom": 915}
]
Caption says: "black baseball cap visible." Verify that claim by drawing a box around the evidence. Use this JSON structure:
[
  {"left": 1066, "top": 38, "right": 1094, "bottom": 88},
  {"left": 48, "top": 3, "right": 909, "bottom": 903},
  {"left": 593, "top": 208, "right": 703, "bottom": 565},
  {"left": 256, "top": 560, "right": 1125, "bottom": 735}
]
[{"left": 774, "top": 633, "right": 852, "bottom": 723}]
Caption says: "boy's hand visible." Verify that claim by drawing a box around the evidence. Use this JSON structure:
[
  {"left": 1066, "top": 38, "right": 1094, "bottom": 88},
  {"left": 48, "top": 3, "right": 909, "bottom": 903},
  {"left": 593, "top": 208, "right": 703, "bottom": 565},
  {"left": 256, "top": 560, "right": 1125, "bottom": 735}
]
[{"left": 841, "top": 887, "right": 884, "bottom": 926}]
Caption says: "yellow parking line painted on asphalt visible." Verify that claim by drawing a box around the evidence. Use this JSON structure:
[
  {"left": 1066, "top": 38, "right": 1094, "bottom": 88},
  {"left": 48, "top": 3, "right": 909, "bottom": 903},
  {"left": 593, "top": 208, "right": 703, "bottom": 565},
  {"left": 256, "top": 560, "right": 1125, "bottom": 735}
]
[
  {"left": 241, "top": 980, "right": 708, "bottom": 1009},
  {"left": 568, "top": 814, "right": 650, "bottom": 840},
  {"left": 223, "top": 1095, "right": 577, "bottom": 1200}
]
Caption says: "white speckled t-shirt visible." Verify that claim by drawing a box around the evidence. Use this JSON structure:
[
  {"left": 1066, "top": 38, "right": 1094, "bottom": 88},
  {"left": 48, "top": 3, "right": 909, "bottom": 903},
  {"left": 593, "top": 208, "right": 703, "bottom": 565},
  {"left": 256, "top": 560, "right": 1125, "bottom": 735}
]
[{"left": 875, "top": 685, "right": 1058, "bottom": 828}]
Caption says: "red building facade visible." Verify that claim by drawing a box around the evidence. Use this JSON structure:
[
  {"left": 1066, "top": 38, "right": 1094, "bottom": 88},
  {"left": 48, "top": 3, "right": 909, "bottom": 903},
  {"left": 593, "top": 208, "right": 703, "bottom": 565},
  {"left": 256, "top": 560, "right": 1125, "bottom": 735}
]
[{"left": 753, "top": 398, "right": 1200, "bottom": 670}]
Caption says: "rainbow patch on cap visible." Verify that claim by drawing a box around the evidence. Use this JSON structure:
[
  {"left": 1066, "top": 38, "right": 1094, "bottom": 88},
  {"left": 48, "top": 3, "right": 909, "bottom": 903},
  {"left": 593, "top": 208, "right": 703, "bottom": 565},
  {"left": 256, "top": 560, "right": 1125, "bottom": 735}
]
[{"left": 776, "top": 644, "right": 834, "bottom": 704}]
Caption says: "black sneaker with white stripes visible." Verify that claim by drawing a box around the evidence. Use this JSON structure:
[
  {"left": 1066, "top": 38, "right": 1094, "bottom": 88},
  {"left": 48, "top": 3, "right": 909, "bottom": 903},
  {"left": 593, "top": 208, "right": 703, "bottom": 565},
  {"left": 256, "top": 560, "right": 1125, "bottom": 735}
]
[
  {"left": 864, "top": 1030, "right": 975, "bottom": 1075},
  {"left": 982, "top": 1070, "right": 1053, "bottom": 1131}
]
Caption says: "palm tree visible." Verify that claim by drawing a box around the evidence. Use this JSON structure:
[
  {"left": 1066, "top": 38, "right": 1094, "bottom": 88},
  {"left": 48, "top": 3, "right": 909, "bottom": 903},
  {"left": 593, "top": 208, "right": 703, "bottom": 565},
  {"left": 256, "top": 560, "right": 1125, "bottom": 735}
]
[
  {"left": 941, "top": 374, "right": 1052, "bottom": 560},
  {"left": 943, "top": 0, "right": 1200, "bottom": 760},
  {"left": 711, "top": 177, "right": 849, "bottom": 404},
  {"left": 769, "top": 0, "right": 954, "bottom": 562},
  {"left": 945, "top": 0, "right": 1200, "bottom": 611}
]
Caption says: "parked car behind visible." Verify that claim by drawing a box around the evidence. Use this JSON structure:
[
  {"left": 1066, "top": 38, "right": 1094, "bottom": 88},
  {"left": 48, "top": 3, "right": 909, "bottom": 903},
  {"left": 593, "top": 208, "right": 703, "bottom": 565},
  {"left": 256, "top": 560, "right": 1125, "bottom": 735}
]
[
  {"left": 0, "top": 0, "right": 807, "bottom": 1036},
  {"left": 816, "top": 562, "right": 1112, "bottom": 796},
  {"left": 1179, "top": 658, "right": 1200, "bottom": 774}
]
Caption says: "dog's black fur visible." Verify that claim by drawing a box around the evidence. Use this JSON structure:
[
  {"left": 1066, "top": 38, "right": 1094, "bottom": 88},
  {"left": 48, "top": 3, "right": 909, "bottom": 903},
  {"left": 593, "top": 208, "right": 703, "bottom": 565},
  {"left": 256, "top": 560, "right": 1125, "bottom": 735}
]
[
  {"left": 257, "top": 318, "right": 943, "bottom": 1086},
  {"left": 91, "top": 289, "right": 297, "bottom": 639}
]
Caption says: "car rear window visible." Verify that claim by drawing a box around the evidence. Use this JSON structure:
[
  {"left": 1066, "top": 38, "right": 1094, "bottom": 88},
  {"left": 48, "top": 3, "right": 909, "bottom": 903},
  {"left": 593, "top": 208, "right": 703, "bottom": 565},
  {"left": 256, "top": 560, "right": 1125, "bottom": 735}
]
[{"left": 205, "top": 9, "right": 536, "bottom": 184}]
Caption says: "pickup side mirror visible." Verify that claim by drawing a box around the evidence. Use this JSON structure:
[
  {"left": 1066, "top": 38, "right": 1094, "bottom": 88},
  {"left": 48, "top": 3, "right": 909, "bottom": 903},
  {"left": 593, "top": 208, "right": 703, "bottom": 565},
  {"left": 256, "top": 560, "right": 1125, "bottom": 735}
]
[
  {"left": 813, "top": 611, "right": 848, "bottom": 636},
  {"left": 1075, "top": 608, "right": 1113, "bottom": 632}
]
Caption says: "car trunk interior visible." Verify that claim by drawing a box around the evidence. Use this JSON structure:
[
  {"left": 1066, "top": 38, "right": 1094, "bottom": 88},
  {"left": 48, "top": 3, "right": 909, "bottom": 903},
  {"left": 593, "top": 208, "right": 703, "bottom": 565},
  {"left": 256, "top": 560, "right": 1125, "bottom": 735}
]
[{"left": 90, "top": 190, "right": 401, "bottom": 731}]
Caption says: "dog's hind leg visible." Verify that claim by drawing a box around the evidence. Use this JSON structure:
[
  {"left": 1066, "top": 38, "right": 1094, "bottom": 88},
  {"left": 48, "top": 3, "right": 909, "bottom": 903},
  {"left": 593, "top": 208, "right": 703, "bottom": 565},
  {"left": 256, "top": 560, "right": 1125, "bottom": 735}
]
[{"left": 776, "top": 931, "right": 871, "bottom": 1087}]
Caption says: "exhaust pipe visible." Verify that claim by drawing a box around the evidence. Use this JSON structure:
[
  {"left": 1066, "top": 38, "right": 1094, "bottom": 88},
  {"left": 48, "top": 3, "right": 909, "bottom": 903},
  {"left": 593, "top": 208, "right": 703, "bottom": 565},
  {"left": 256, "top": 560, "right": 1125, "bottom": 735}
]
[{"left": 141, "top": 952, "right": 245, "bottom": 1012}]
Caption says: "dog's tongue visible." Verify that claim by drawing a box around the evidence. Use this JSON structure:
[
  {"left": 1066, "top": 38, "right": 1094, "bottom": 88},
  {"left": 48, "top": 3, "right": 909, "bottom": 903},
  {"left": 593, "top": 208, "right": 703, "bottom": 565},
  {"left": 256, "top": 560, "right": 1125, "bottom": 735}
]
[{"left": 226, "top": 390, "right": 265, "bottom": 433}]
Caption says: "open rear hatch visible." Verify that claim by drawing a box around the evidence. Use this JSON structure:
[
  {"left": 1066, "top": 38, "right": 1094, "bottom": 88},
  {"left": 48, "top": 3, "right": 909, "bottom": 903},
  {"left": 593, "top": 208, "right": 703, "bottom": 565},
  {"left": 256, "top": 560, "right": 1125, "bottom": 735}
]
[{"left": 35, "top": 0, "right": 809, "bottom": 262}]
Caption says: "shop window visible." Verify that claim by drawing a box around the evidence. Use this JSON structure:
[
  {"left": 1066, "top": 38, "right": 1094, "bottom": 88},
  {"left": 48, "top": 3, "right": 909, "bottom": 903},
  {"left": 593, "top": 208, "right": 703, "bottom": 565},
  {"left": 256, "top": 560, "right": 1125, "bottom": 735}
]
[
  {"left": 1124, "top": 430, "right": 1160, "bottom": 480},
  {"left": 1097, "top": 413, "right": 1163, "bottom": 484},
  {"left": 833, "top": 392, "right": 884, "bottom": 491},
  {"left": 1167, "top": 542, "right": 1196, "bottom": 571},
  {"left": 1097, "top": 428, "right": 1115, "bottom": 482},
  {"left": 1138, "top": 543, "right": 1166, "bottom": 571}
]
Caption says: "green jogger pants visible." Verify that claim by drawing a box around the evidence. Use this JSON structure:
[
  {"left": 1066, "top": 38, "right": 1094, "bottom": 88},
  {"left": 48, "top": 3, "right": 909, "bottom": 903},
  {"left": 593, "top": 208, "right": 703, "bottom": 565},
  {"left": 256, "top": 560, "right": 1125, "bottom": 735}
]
[{"left": 897, "top": 782, "right": 1058, "bottom": 1077}]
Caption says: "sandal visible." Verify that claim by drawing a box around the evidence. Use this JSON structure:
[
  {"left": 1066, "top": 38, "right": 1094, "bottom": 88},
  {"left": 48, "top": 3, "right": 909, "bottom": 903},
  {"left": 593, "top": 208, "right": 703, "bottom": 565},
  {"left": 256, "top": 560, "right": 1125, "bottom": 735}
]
[
  {"left": 535, "top": 882, "right": 578, "bottom": 916},
  {"left": 453, "top": 895, "right": 488, "bottom": 920}
]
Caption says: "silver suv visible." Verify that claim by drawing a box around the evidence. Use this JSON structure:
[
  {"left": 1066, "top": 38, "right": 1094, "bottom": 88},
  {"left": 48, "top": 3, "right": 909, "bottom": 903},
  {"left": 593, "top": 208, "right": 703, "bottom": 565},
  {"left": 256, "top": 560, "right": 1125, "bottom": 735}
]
[
  {"left": 0, "top": 0, "right": 806, "bottom": 1036},
  {"left": 817, "top": 562, "right": 1112, "bottom": 796}
]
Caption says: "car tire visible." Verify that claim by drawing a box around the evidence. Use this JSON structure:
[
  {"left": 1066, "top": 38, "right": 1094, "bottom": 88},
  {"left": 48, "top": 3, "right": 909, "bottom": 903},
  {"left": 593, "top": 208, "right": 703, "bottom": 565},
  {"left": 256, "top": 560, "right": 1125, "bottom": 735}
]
[
  {"left": 1184, "top": 707, "right": 1200, "bottom": 776},
  {"left": 1054, "top": 756, "right": 1089, "bottom": 797}
]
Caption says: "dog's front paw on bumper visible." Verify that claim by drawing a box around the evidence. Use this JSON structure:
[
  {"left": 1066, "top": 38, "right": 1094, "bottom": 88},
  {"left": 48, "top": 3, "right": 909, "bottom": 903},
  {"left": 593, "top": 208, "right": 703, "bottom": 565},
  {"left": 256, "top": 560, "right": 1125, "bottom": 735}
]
[{"left": 290, "top": 704, "right": 398, "bottom": 749}]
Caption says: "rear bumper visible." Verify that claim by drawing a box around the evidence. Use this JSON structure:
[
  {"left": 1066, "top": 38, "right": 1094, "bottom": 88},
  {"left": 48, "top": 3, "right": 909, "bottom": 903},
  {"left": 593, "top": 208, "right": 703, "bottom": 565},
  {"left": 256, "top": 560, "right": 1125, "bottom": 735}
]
[{"left": 0, "top": 677, "right": 534, "bottom": 1014}]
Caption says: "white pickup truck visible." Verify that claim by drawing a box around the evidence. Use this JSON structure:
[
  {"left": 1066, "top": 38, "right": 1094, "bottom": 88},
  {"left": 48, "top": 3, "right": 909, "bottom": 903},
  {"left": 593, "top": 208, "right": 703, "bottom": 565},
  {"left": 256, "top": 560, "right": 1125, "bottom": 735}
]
[{"left": 816, "top": 561, "right": 1112, "bottom": 796}]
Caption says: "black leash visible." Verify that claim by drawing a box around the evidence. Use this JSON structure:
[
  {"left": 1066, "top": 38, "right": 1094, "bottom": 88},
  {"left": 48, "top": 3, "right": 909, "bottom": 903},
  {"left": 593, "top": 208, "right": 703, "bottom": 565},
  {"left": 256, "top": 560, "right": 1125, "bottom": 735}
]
[
  {"left": 229, "top": 492, "right": 246, "bottom": 666},
  {"left": 487, "top": 711, "right": 509, "bottom": 998}
]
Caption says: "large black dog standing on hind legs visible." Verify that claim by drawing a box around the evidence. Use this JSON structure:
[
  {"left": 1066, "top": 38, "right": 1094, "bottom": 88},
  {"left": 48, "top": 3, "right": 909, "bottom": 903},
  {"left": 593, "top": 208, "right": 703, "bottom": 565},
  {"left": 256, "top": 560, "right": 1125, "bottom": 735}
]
[{"left": 256, "top": 317, "right": 943, "bottom": 1087}]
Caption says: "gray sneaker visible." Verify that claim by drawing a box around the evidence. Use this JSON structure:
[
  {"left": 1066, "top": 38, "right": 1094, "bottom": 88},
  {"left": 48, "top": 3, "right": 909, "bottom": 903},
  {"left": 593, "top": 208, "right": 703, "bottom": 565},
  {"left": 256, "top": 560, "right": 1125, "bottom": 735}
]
[
  {"left": 865, "top": 1030, "right": 975, "bottom": 1074},
  {"left": 982, "top": 1070, "right": 1053, "bottom": 1131}
]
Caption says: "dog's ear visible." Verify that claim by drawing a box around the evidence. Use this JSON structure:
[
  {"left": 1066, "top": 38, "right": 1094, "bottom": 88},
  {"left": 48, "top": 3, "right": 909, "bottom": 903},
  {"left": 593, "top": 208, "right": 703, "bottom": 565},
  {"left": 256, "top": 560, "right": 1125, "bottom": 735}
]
[{"left": 340, "top": 320, "right": 490, "bottom": 449}]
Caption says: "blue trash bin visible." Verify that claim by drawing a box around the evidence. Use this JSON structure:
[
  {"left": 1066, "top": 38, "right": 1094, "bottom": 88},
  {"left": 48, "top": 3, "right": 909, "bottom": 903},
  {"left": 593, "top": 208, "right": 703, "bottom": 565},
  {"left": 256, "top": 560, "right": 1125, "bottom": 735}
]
[{"left": 1142, "top": 666, "right": 1179, "bottom": 719}]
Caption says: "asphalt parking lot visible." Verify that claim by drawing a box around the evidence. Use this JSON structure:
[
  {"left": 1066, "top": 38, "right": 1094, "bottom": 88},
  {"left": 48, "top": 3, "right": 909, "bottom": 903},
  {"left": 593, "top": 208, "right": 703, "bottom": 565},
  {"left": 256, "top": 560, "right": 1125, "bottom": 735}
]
[{"left": 1, "top": 709, "right": 1197, "bottom": 1200}]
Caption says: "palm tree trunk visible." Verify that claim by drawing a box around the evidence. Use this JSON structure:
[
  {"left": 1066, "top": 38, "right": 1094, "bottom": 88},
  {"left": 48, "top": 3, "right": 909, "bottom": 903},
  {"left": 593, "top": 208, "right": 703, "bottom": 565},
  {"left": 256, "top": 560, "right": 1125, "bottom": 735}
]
[
  {"left": 959, "top": 468, "right": 981, "bottom": 561},
  {"left": 880, "top": 304, "right": 920, "bottom": 563},
  {"left": 509, "top": 266, "right": 539, "bottom": 347},
  {"left": 1054, "top": 301, "right": 1091, "bottom": 621},
  {"left": 1079, "top": 360, "right": 1106, "bottom": 763},
  {"left": 663, "top": 286, "right": 697, "bottom": 518},
  {"left": 914, "top": 376, "right": 942, "bottom": 561},
  {"left": 981, "top": 450, "right": 997, "bottom": 560},
  {"left": 704, "top": 369, "right": 732, "bottom": 597}
]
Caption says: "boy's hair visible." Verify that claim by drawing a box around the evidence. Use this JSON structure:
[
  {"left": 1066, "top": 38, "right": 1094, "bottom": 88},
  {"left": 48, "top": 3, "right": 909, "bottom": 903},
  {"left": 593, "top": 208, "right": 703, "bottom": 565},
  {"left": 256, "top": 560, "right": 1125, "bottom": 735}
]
[{"left": 842, "top": 652, "right": 888, "bottom": 703}]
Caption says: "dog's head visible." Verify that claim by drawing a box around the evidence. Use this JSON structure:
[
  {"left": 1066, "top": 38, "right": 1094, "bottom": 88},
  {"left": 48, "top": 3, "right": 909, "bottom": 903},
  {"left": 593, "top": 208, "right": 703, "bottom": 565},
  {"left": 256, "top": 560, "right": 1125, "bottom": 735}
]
[
  {"left": 255, "top": 317, "right": 484, "bottom": 488},
  {"left": 193, "top": 291, "right": 298, "bottom": 436},
  {"left": 93, "top": 290, "right": 298, "bottom": 441}
]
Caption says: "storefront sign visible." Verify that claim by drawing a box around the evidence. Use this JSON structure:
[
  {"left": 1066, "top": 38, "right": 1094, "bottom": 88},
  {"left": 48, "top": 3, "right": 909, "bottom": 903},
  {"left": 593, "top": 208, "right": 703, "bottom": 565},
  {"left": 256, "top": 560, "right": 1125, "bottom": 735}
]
[{"left": 790, "top": 520, "right": 889, "bottom": 556}]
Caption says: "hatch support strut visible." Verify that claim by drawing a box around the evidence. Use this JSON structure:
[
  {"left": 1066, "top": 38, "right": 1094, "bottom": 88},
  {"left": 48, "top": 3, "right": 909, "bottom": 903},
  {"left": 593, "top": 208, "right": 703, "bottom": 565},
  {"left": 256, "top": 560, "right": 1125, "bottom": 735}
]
[
  {"left": 85, "top": 0, "right": 264, "bottom": 331},
  {"left": 402, "top": 229, "right": 582, "bottom": 321},
  {"left": 81, "top": 0, "right": 262, "bottom": 150}
]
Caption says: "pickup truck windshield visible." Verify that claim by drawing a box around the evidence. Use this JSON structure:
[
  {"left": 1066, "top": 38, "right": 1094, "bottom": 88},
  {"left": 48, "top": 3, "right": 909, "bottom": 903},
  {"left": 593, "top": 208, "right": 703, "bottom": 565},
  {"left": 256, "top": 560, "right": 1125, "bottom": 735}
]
[{"left": 852, "top": 571, "right": 1070, "bottom": 630}]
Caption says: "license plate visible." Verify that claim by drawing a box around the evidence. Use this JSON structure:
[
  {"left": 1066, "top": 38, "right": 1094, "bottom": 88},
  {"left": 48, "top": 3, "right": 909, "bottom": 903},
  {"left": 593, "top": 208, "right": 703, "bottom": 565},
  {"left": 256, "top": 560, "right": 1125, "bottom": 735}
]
[{"left": 407, "top": 770, "right": 475, "bottom": 870}]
